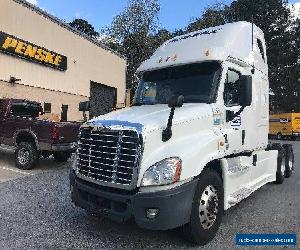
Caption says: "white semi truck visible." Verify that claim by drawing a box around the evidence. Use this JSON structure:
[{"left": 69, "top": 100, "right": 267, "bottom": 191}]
[{"left": 70, "top": 21, "right": 294, "bottom": 245}]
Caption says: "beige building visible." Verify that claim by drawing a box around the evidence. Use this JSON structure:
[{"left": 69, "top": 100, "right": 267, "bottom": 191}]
[{"left": 0, "top": 0, "right": 126, "bottom": 121}]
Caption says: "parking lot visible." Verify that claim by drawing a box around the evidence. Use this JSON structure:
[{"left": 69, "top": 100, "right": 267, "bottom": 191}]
[{"left": 0, "top": 141, "right": 299, "bottom": 249}]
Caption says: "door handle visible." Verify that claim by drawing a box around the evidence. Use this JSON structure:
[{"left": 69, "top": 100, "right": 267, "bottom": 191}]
[{"left": 242, "top": 130, "right": 245, "bottom": 145}]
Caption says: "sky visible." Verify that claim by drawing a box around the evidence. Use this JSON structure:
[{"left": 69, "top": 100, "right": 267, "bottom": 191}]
[{"left": 26, "top": 0, "right": 300, "bottom": 32}]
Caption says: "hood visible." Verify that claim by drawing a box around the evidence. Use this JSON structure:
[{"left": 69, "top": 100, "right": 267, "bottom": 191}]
[{"left": 88, "top": 103, "right": 213, "bottom": 134}]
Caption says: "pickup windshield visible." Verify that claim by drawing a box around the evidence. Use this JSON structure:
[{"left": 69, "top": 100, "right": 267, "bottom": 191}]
[{"left": 134, "top": 61, "right": 221, "bottom": 105}]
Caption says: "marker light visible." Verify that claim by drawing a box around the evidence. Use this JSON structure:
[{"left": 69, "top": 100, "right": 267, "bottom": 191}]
[{"left": 205, "top": 49, "right": 210, "bottom": 56}]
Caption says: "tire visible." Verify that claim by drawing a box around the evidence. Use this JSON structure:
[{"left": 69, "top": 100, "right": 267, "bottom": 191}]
[
  {"left": 15, "top": 142, "right": 39, "bottom": 170},
  {"left": 53, "top": 152, "right": 70, "bottom": 162},
  {"left": 283, "top": 144, "right": 294, "bottom": 178},
  {"left": 270, "top": 144, "right": 285, "bottom": 184},
  {"left": 182, "top": 169, "right": 223, "bottom": 245}
]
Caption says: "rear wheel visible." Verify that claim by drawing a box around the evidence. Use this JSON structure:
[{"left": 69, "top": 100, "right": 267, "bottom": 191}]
[
  {"left": 53, "top": 152, "right": 71, "bottom": 162},
  {"left": 283, "top": 144, "right": 294, "bottom": 178},
  {"left": 182, "top": 169, "right": 223, "bottom": 245},
  {"left": 15, "top": 142, "right": 39, "bottom": 170},
  {"left": 273, "top": 144, "right": 285, "bottom": 184}
]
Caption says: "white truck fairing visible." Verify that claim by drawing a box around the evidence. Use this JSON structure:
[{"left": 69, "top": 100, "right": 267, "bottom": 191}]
[
  {"left": 138, "top": 21, "right": 267, "bottom": 76},
  {"left": 70, "top": 21, "right": 291, "bottom": 245}
]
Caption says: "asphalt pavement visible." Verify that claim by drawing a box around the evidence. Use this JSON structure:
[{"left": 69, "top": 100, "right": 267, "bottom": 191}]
[{"left": 0, "top": 141, "right": 299, "bottom": 249}]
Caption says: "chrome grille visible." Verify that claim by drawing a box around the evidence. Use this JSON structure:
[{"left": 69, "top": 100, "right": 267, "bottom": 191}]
[{"left": 76, "top": 127, "right": 142, "bottom": 188}]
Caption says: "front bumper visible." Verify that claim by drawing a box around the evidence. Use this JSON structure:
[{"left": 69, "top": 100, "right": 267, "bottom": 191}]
[
  {"left": 70, "top": 170, "right": 198, "bottom": 230},
  {"left": 51, "top": 142, "right": 77, "bottom": 152}
]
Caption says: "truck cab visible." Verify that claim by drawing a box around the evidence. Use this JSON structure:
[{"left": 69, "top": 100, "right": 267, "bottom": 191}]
[{"left": 70, "top": 22, "right": 294, "bottom": 245}]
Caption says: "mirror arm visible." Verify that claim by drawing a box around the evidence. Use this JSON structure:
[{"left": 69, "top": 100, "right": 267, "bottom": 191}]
[
  {"left": 233, "top": 106, "right": 245, "bottom": 119},
  {"left": 227, "top": 106, "right": 245, "bottom": 122},
  {"left": 162, "top": 107, "right": 175, "bottom": 142}
]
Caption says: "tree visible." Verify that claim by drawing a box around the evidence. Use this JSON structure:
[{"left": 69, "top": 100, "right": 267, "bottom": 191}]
[
  {"left": 69, "top": 18, "right": 99, "bottom": 38},
  {"left": 106, "top": 0, "right": 160, "bottom": 42},
  {"left": 187, "top": 4, "right": 227, "bottom": 32},
  {"left": 122, "top": 32, "right": 154, "bottom": 87},
  {"left": 284, "top": 17, "right": 300, "bottom": 112},
  {"left": 103, "top": 0, "right": 160, "bottom": 88},
  {"left": 150, "top": 29, "right": 172, "bottom": 49}
]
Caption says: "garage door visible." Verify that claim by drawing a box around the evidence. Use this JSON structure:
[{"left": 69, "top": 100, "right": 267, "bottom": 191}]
[{"left": 90, "top": 81, "right": 117, "bottom": 118}]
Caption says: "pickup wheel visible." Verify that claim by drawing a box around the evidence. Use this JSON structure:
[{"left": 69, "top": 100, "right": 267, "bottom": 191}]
[
  {"left": 182, "top": 169, "right": 223, "bottom": 245},
  {"left": 53, "top": 152, "right": 71, "bottom": 162},
  {"left": 15, "top": 142, "right": 39, "bottom": 170},
  {"left": 283, "top": 144, "right": 294, "bottom": 178}
]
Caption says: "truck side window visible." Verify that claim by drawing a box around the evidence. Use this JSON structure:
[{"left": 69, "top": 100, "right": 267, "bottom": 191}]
[{"left": 224, "top": 70, "right": 240, "bottom": 106}]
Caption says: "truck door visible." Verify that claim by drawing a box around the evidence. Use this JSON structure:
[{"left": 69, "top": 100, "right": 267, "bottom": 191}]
[
  {"left": 1, "top": 102, "right": 29, "bottom": 146},
  {"left": 222, "top": 68, "right": 244, "bottom": 152}
]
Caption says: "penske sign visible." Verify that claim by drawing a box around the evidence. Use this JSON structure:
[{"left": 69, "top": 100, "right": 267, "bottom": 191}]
[{"left": 0, "top": 31, "right": 67, "bottom": 71}]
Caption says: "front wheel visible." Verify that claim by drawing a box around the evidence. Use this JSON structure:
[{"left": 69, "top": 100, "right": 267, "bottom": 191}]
[{"left": 182, "top": 169, "right": 223, "bottom": 245}]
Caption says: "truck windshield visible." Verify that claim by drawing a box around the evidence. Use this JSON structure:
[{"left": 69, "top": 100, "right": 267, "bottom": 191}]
[{"left": 134, "top": 61, "right": 221, "bottom": 105}]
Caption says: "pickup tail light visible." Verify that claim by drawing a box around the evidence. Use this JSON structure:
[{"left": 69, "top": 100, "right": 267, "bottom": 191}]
[{"left": 51, "top": 126, "right": 59, "bottom": 140}]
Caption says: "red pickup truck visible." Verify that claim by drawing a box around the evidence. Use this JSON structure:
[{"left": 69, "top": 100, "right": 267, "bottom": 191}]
[{"left": 0, "top": 98, "right": 80, "bottom": 170}]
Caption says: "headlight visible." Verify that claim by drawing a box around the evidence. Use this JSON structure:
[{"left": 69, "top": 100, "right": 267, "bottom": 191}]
[
  {"left": 141, "top": 157, "right": 182, "bottom": 187},
  {"left": 71, "top": 153, "right": 78, "bottom": 170}
]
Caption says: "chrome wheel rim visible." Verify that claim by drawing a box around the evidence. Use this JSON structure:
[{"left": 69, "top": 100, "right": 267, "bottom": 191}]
[
  {"left": 199, "top": 185, "right": 219, "bottom": 229},
  {"left": 18, "top": 148, "right": 30, "bottom": 165}
]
